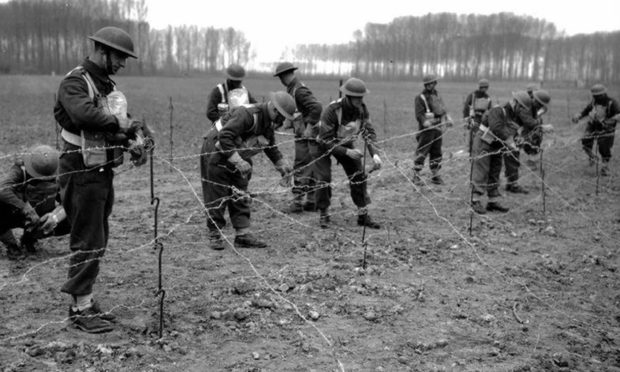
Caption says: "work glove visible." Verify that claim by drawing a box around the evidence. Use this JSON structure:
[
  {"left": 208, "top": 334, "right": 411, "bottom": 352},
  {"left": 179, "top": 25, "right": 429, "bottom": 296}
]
[
  {"left": 571, "top": 114, "right": 581, "bottom": 124},
  {"left": 505, "top": 139, "right": 518, "bottom": 152},
  {"left": 228, "top": 152, "right": 252, "bottom": 176},
  {"left": 37, "top": 212, "right": 59, "bottom": 236},
  {"left": 345, "top": 148, "right": 363, "bottom": 160},
  {"left": 371, "top": 154, "right": 382, "bottom": 171},
  {"left": 275, "top": 159, "right": 293, "bottom": 177},
  {"left": 275, "top": 159, "right": 293, "bottom": 187}
]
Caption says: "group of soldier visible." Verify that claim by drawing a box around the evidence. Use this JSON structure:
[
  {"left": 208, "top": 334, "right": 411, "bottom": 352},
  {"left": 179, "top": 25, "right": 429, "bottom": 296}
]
[{"left": 0, "top": 25, "right": 618, "bottom": 334}]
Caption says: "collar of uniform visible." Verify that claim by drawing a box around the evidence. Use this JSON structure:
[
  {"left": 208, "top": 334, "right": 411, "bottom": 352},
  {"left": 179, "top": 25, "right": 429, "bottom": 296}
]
[
  {"left": 82, "top": 57, "right": 116, "bottom": 90},
  {"left": 287, "top": 76, "right": 300, "bottom": 90}
]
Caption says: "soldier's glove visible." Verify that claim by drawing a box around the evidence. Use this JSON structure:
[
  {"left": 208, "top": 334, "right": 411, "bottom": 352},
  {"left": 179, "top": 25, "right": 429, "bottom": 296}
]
[
  {"left": 345, "top": 148, "right": 364, "bottom": 160},
  {"left": 371, "top": 154, "right": 382, "bottom": 171},
  {"left": 505, "top": 139, "right": 519, "bottom": 152},
  {"left": 37, "top": 212, "right": 59, "bottom": 236},
  {"left": 571, "top": 114, "right": 581, "bottom": 124},
  {"left": 228, "top": 152, "right": 252, "bottom": 176},
  {"left": 275, "top": 159, "right": 293, "bottom": 187}
]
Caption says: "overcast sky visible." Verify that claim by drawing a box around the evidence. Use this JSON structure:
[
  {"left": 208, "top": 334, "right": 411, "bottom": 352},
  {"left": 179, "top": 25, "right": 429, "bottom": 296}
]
[{"left": 146, "top": 0, "right": 620, "bottom": 64}]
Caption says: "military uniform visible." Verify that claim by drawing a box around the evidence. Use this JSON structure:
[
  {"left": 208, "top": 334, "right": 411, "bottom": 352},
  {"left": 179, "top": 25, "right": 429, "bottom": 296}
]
[
  {"left": 206, "top": 81, "right": 257, "bottom": 124},
  {"left": 315, "top": 98, "right": 378, "bottom": 222},
  {"left": 414, "top": 84, "right": 448, "bottom": 184},
  {"left": 0, "top": 160, "right": 69, "bottom": 257},
  {"left": 471, "top": 101, "right": 528, "bottom": 213},
  {"left": 54, "top": 58, "right": 122, "bottom": 296},
  {"left": 200, "top": 103, "right": 285, "bottom": 247},
  {"left": 574, "top": 92, "right": 619, "bottom": 174},
  {"left": 284, "top": 76, "right": 322, "bottom": 211}
]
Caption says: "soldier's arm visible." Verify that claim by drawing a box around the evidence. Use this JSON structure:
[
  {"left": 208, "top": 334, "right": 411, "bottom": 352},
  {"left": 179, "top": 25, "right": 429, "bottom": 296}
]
[
  {"left": 462, "top": 93, "right": 473, "bottom": 118},
  {"left": 218, "top": 108, "right": 251, "bottom": 153},
  {"left": 0, "top": 165, "right": 28, "bottom": 213},
  {"left": 488, "top": 107, "right": 515, "bottom": 141},
  {"left": 206, "top": 87, "right": 222, "bottom": 123},
  {"left": 57, "top": 75, "right": 119, "bottom": 133},
  {"left": 414, "top": 95, "right": 426, "bottom": 126},
  {"left": 516, "top": 105, "right": 539, "bottom": 130},
  {"left": 296, "top": 86, "right": 322, "bottom": 125},
  {"left": 318, "top": 106, "right": 347, "bottom": 157},
  {"left": 263, "top": 133, "right": 284, "bottom": 165}
]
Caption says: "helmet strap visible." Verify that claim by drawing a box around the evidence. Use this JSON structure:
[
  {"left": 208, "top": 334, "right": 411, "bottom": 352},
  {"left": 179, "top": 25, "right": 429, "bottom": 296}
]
[{"left": 104, "top": 49, "right": 114, "bottom": 75}]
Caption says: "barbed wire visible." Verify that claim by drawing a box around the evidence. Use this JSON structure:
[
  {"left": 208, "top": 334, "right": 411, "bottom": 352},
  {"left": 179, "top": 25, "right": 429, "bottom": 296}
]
[{"left": 0, "top": 121, "right": 616, "bottom": 371}]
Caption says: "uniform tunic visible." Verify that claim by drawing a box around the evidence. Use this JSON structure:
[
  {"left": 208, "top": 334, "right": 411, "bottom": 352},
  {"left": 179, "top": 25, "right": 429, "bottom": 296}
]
[
  {"left": 200, "top": 103, "right": 283, "bottom": 232},
  {"left": 315, "top": 98, "right": 378, "bottom": 211}
]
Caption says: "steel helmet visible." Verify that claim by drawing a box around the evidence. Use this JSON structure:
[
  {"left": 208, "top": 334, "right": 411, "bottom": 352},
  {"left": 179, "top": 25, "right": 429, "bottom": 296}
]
[
  {"left": 273, "top": 62, "right": 298, "bottom": 77},
  {"left": 423, "top": 74, "right": 438, "bottom": 85},
  {"left": 512, "top": 91, "right": 532, "bottom": 110},
  {"left": 591, "top": 84, "right": 607, "bottom": 96},
  {"left": 478, "top": 78, "right": 489, "bottom": 88},
  {"left": 226, "top": 64, "right": 246, "bottom": 81},
  {"left": 340, "top": 77, "right": 369, "bottom": 97},
  {"left": 24, "top": 145, "right": 59, "bottom": 179},
  {"left": 88, "top": 27, "right": 137, "bottom": 59},
  {"left": 270, "top": 91, "right": 296, "bottom": 120},
  {"left": 533, "top": 89, "right": 551, "bottom": 108}
]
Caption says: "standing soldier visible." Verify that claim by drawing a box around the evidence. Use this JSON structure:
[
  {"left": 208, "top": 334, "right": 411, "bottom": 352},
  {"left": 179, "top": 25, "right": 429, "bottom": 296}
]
[
  {"left": 274, "top": 62, "right": 323, "bottom": 213},
  {"left": 470, "top": 91, "right": 550, "bottom": 214},
  {"left": 413, "top": 75, "right": 451, "bottom": 185},
  {"left": 54, "top": 26, "right": 148, "bottom": 333},
  {"left": 315, "top": 78, "right": 382, "bottom": 229},
  {"left": 502, "top": 89, "right": 551, "bottom": 194},
  {"left": 572, "top": 84, "right": 620, "bottom": 176},
  {"left": 0, "top": 145, "right": 69, "bottom": 259},
  {"left": 200, "top": 91, "right": 294, "bottom": 250},
  {"left": 206, "top": 63, "right": 257, "bottom": 127},
  {"left": 463, "top": 79, "right": 493, "bottom": 152}
]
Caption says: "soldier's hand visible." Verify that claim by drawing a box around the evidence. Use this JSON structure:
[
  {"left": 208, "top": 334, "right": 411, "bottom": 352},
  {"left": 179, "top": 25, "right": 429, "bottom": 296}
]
[
  {"left": 423, "top": 120, "right": 433, "bottom": 128},
  {"left": 38, "top": 212, "right": 59, "bottom": 235},
  {"left": 345, "top": 148, "right": 363, "bottom": 160},
  {"left": 22, "top": 203, "right": 39, "bottom": 225},
  {"left": 371, "top": 154, "right": 382, "bottom": 171}
]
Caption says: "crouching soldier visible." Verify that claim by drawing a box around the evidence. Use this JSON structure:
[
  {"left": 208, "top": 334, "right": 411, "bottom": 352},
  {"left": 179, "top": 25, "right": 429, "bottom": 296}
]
[
  {"left": 314, "top": 78, "right": 382, "bottom": 229},
  {"left": 200, "top": 91, "right": 295, "bottom": 250},
  {"left": 471, "top": 91, "right": 542, "bottom": 214},
  {"left": 0, "top": 145, "right": 69, "bottom": 259}
]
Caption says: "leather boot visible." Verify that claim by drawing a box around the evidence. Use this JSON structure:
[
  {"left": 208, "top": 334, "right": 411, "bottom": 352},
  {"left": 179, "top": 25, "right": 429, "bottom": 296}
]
[{"left": 486, "top": 201, "right": 509, "bottom": 212}]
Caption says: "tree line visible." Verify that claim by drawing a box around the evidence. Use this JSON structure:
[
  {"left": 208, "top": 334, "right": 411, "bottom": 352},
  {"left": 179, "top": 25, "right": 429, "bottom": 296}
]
[
  {"left": 0, "top": 0, "right": 618, "bottom": 83},
  {"left": 0, "top": 0, "right": 251, "bottom": 75},
  {"left": 292, "top": 13, "right": 620, "bottom": 83}
]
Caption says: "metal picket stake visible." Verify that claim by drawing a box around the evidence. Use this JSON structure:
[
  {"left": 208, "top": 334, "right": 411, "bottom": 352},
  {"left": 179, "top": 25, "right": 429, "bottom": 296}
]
[
  {"left": 361, "top": 137, "right": 369, "bottom": 269},
  {"left": 149, "top": 136, "right": 165, "bottom": 339}
]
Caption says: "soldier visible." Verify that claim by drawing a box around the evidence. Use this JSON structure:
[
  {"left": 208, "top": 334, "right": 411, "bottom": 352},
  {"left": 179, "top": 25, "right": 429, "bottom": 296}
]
[
  {"left": 572, "top": 84, "right": 620, "bottom": 176},
  {"left": 200, "top": 91, "right": 295, "bottom": 250},
  {"left": 463, "top": 79, "right": 493, "bottom": 154},
  {"left": 470, "top": 91, "right": 549, "bottom": 214},
  {"left": 274, "top": 62, "right": 323, "bottom": 213},
  {"left": 413, "top": 75, "right": 451, "bottom": 185},
  {"left": 502, "top": 89, "right": 551, "bottom": 194},
  {"left": 0, "top": 145, "right": 69, "bottom": 259},
  {"left": 315, "top": 78, "right": 382, "bottom": 229},
  {"left": 206, "top": 63, "right": 257, "bottom": 127},
  {"left": 463, "top": 78, "right": 492, "bottom": 132},
  {"left": 55, "top": 26, "right": 150, "bottom": 333}
]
